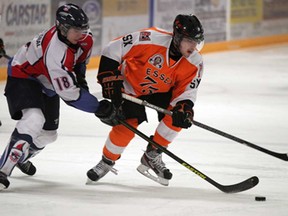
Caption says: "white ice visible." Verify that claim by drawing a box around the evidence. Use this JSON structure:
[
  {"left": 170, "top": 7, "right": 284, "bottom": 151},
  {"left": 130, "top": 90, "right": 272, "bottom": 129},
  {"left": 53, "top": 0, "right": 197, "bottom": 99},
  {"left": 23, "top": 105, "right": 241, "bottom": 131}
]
[{"left": 0, "top": 44, "right": 288, "bottom": 216}]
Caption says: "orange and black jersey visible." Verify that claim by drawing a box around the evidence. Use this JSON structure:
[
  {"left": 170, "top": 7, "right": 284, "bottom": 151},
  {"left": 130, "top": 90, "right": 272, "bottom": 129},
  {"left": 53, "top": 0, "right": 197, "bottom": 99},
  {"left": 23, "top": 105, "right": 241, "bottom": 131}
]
[{"left": 100, "top": 27, "right": 204, "bottom": 107}]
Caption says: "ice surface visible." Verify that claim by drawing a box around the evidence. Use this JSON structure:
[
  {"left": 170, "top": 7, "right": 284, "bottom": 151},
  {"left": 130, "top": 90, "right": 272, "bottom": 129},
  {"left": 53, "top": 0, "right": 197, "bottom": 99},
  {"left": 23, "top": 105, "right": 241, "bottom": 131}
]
[{"left": 0, "top": 44, "right": 287, "bottom": 215}]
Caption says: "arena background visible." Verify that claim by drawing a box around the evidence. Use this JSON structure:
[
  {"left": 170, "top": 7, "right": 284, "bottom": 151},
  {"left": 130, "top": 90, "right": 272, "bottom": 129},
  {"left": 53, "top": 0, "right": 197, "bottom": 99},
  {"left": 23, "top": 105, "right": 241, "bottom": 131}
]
[{"left": 1, "top": 0, "right": 288, "bottom": 80}]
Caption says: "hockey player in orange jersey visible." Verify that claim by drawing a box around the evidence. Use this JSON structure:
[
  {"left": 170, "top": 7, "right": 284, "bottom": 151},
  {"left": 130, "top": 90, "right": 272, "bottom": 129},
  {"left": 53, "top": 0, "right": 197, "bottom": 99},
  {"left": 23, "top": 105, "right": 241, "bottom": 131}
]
[{"left": 87, "top": 14, "right": 205, "bottom": 186}]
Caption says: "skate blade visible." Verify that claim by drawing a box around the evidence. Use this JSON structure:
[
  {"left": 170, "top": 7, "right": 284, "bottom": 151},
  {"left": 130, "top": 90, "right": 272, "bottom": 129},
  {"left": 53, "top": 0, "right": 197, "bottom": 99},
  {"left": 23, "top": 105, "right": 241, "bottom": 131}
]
[
  {"left": 137, "top": 164, "right": 169, "bottom": 186},
  {"left": 86, "top": 177, "right": 100, "bottom": 185}
]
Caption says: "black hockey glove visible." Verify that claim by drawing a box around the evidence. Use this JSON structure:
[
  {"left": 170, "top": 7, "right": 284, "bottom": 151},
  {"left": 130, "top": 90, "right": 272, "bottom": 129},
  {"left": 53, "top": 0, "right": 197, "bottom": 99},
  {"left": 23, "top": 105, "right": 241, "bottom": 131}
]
[
  {"left": 95, "top": 100, "right": 125, "bottom": 126},
  {"left": 0, "top": 38, "right": 6, "bottom": 59},
  {"left": 172, "top": 100, "right": 194, "bottom": 129},
  {"left": 97, "top": 69, "right": 124, "bottom": 108},
  {"left": 74, "top": 63, "right": 89, "bottom": 91}
]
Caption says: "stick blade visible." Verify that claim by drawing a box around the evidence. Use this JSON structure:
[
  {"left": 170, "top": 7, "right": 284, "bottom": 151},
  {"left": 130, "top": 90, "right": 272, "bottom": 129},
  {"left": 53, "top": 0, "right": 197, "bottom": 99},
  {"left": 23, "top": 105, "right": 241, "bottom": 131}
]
[
  {"left": 219, "top": 176, "right": 259, "bottom": 193},
  {"left": 279, "top": 153, "right": 288, "bottom": 161}
]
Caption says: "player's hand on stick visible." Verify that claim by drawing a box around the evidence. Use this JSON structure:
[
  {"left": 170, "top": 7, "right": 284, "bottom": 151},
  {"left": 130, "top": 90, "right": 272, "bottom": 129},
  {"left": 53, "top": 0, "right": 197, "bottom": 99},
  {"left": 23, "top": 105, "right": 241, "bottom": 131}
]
[
  {"left": 95, "top": 100, "right": 125, "bottom": 126},
  {"left": 172, "top": 100, "right": 194, "bottom": 129}
]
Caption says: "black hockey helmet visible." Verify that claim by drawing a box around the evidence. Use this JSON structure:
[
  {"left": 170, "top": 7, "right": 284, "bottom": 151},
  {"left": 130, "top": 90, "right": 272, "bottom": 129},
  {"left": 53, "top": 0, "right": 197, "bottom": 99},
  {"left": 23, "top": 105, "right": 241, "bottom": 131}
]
[
  {"left": 173, "top": 14, "right": 204, "bottom": 51},
  {"left": 56, "top": 3, "right": 89, "bottom": 36}
]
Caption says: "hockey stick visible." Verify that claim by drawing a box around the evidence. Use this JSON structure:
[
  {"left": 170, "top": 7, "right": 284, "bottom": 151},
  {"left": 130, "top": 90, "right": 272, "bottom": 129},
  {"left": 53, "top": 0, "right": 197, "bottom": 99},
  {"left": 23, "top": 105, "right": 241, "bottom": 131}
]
[
  {"left": 0, "top": 53, "right": 12, "bottom": 60},
  {"left": 122, "top": 93, "right": 288, "bottom": 161},
  {"left": 118, "top": 119, "right": 259, "bottom": 193},
  {"left": 0, "top": 38, "right": 12, "bottom": 60}
]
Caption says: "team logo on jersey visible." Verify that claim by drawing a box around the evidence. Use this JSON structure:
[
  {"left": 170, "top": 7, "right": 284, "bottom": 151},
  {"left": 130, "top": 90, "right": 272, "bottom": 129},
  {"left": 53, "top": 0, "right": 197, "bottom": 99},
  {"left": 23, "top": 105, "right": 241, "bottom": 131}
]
[
  {"left": 148, "top": 54, "right": 164, "bottom": 69},
  {"left": 139, "top": 31, "right": 151, "bottom": 41}
]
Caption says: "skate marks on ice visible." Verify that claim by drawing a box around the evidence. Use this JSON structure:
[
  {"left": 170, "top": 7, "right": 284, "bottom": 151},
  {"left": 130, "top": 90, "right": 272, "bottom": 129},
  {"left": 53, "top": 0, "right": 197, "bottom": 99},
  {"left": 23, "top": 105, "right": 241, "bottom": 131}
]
[{"left": 3, "top": 173, "right": 258, "bottom": 203}]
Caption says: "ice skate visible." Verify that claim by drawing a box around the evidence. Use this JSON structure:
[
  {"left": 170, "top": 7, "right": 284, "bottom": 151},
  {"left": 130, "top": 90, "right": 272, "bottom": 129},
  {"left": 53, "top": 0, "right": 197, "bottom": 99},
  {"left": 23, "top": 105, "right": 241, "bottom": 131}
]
[
  {"left": 0, "top": 171, "right": 10, "bottom": 190},
  {"left": 86, "top": 156, "right": 118, "bottom": 184},
  {"left": 137, "top": 144, "right": 173, "bottom": 186},
  {"left": 16, "top": 160, "right": 36, "bottom": 176}
]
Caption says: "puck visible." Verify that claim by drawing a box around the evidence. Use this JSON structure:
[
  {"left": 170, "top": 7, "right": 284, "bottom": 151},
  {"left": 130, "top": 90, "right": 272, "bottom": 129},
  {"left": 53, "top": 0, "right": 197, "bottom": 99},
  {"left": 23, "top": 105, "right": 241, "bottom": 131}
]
[{"left": 255, "top": 196, "right": 266, "bottom": 201}]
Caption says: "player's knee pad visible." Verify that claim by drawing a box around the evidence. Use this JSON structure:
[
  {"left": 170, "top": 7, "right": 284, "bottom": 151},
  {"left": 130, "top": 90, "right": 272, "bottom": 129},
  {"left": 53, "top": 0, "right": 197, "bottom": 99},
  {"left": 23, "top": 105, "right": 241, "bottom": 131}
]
[
  {"left": 33, "top": 130, "right": 58, "bottom": 149},
  {"left": 15, "top": 108, "right": 45, "bottom": 139}
]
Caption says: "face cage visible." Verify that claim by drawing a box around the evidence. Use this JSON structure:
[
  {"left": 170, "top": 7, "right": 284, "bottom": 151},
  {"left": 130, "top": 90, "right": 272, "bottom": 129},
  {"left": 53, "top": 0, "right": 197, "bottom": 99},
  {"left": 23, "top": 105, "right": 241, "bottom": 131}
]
[
  {"left": 195, "top": 39, "right": 204, "bottom": 52},
  {"left": 57, "top": 23, "right": 89, "bottom": 39},
  {"left": 174, "top": 32, "right": 205, "bottom": 52}
]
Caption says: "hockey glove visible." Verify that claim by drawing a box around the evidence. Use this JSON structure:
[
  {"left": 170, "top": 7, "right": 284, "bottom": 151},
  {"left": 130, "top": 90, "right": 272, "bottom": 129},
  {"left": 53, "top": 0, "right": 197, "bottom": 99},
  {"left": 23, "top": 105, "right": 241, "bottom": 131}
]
[
  {"left": 95, "top": 100, "right": 125, "bottom": 126},
  {"left": 0, "top": 38, "right": 6, "bottom": 59},
  {"left": 172, "top": 100, "right": 194, "bottom": 129},
  {"left": 74, "top": 63, "right": 89, "bottom": 91},
  {"left": 97, "top": 69, "right": 124, "bottom": 108}
]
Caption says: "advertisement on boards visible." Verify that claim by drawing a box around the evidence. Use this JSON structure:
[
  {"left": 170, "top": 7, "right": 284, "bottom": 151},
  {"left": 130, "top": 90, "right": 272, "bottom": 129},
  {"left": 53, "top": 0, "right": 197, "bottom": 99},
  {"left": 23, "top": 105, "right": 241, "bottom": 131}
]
[
  {"left": 0, "top": 0, "right": 51, "bottom": 60},
  {"left": 153, "top": 0, "right": 227, "bottom": 43}
]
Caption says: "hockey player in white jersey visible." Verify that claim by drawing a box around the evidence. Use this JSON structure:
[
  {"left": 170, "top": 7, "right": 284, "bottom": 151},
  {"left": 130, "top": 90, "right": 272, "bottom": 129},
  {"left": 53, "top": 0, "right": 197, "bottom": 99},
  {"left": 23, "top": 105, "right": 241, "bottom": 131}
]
[{"left": 0, "top": 3, "right": 118, "bottom": 190}]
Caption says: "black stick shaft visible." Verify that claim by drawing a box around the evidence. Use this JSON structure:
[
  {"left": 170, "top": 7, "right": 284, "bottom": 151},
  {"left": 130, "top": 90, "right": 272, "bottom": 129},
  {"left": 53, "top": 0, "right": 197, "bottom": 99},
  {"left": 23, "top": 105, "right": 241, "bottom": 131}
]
[
  {"left": 122, "top": 93, "right": 288, "bottom": 161},
  {"left": 192, "top": 121, "right": 288, "bottom": 161},
  {"left": 0, "top": 53, "right": 11, "bottom": 60},
  {"left": 118, "top": 119, "right": 259, "bottom": 193}
]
